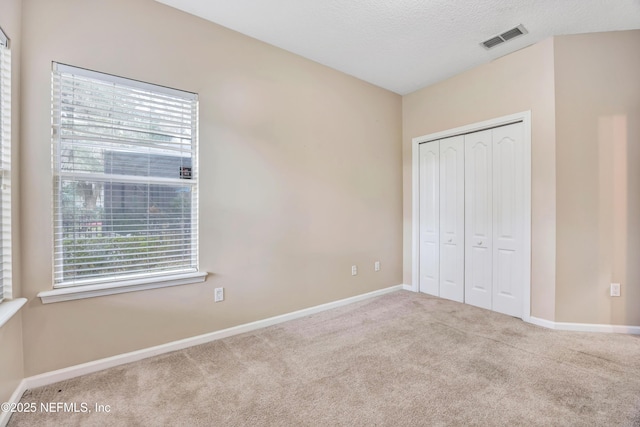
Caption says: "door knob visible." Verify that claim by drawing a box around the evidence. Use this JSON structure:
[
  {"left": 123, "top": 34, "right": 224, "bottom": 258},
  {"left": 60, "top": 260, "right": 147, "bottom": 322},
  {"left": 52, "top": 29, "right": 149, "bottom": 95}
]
[{"left": 478, "top": 241, "right": 483, "bottom": 245}]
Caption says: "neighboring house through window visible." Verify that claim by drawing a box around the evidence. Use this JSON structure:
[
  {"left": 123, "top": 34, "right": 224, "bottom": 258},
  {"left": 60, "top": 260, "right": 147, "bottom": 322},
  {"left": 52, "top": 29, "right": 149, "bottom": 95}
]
[{"left": 50, "top": 63, "right": 204, "bottom": 296}]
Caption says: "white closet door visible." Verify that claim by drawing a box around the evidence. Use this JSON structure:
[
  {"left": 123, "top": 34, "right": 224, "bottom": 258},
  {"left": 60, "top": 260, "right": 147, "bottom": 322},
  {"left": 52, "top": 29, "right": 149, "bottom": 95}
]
[
  {"left": 492, "top": 122, "right": 524, "bottom": 317},
  {"left": 464, "top": 130, "right": 493, "bottom": 310},
  {"left": 439, "top": 135, "right": 464, "bottom": 303},
  {"left": 418, "top": 141, "right": 440, "bottom": 296}
]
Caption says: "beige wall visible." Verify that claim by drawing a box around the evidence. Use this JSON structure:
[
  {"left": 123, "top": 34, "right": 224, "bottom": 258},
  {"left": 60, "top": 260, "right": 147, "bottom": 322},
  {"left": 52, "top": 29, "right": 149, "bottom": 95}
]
[
  {"left": 554, "top": 30, "right": 640, "bottom": 325},
  {"left": 19, "top": 0, "right": 402, "bottom": 376},
  {"left": 0, "top": 0, "right": 25, "bottom": 403},
  {"left": 0, "top": 314, "right": 23, "bottom": 403},
  {"left": 402, "top": 38, "right": 557, "bottom": 320}
]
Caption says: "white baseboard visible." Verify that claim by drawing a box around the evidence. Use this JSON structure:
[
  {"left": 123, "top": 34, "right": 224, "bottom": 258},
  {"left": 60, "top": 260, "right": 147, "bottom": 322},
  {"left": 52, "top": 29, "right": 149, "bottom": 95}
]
[
  {"left": 526, "top": 316, "right": 557, "bottom": 329},
  {"left": 0, "top": 379, "right": 27, "bottom": 427},
  {"left": 401, "top": 284, "right": 414, "bottom": 291},
  {"left": 20, "top": 285, "right": 404, "bottom": 392},
  {"left": 528, "top": 316, "right": 640, "bottom": 335}
]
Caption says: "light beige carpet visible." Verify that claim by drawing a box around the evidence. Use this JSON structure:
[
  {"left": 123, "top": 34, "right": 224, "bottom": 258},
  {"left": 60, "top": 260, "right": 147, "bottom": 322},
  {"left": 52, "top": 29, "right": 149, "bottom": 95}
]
[{"left": 8, "top": 291, "right": 640, "bottom": 426}]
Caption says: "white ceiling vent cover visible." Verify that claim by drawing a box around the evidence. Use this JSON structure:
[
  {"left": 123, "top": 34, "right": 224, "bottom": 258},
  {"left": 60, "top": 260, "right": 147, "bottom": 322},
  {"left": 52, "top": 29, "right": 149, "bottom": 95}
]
[{"left": 481, "top": 24, "right": 528, "bottom": 50}]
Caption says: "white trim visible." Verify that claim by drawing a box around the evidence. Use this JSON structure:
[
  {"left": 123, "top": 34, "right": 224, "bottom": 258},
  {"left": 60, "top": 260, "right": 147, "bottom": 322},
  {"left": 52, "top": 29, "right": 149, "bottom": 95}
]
[
  {"left": 521, "top": 113, "right": 532, "bottom": 323},
  {"left": 0, "top": 298, "right": 26, "bottom": 329},
  {"left": 526, "top": 316, "right": 556, "bottom": 330},
  {"left": 0, "top": 43, "right": 12, "bottom": 303},
  {"left": 411, "top": 111, "right": 532, "bottom": 319},
  {"left": 25, "top": 285, "right": 404, "bottom": 389},
  {"left": 527, "top": 316, "right": 640, "bottom": 335},
  {"left": 401, "top": 284, "right": 413, "bottom": 291},
  {"left": 411, "top": 112, "right": 530, "bottom": 144},
  {"left": 38, "top": 272, "right": 207, "bottom": 304},
  {"left": 0, "top": 379, "right": 27, "bottom": 427},
  {"left": 411, "top": 136, "right": 420, "bottom": 293}
]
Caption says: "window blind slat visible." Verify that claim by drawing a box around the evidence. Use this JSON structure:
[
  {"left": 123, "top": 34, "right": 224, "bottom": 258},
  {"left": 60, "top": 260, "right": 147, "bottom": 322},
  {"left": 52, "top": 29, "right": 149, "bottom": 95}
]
[
  {"left": 54, "top": 231, "right": 197, "bottom": 240},
  {"left": 52, "top": 63, "right": 199, "bottom": 288},
  {"left": 53, "top": 63, "right": 197, "bottom": 100},
  {"left": 56, "top": 95, "right": 195, "bottom": 124},
  {"left": 53, "top": 93, "right": 196, "bottom": 127},
  {"left": 56, "top": 172, "right": 196, "bottom": 186},
  {"left": 53, "top": 85, "right": 195, "bottom": 121},
  {"left": 56, "top": 246, "right": 195, "bottom": 262},
  {"left": 53, "top": 266, "right": 198, "bottom": 287},
  {"left": 53, "top": 70, "right": 197, "bottom": 103},
  {"left": 60, "top": 256, "right": 196, "bottom": 271},
  {"left": 55, "top": 136, "right": 192, "bottom": 156}
]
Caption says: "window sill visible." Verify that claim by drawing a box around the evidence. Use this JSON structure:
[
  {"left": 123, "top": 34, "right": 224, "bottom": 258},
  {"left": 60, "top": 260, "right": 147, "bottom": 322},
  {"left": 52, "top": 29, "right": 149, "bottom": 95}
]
[
  {"left": 0, "top": 298, "right": 27, "bottom": 329},
  {"left": 37, "top": 272, "right": 208, "bottom": 304}
]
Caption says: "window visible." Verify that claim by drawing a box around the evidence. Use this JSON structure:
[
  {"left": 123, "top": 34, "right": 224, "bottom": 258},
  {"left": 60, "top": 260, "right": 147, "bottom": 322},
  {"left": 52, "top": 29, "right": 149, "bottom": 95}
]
[
  {"left": 52, "top": 63, "right": 200, "bottom": 290},
  {"left": 0, "top": 28, "right": 11, "bottom": 303}
]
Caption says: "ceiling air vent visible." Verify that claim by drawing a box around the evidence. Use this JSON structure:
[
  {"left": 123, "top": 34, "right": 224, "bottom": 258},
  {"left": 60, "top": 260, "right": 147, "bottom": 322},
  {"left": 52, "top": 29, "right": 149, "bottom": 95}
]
[
  {"left": 482, "top": 36, "right": 504, "bottom": 49},
  {"left": 481, "top": 24, "right": 528, "bottom": 50}
]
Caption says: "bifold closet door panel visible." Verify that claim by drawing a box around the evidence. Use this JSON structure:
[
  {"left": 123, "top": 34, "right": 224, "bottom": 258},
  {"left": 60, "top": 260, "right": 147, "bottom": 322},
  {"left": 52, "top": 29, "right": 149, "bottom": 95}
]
[
  {"left": 439, "top": 135, "right": 464, "bottom": 303},
  {"left": 418, "top": 141, "right": 440, "bottom": 296},
  {"left": 464, "top": 130, "right": 493, "bottom": 310},
  {"left": 492, "top": 122, "right": 525, "bottom": 317}
]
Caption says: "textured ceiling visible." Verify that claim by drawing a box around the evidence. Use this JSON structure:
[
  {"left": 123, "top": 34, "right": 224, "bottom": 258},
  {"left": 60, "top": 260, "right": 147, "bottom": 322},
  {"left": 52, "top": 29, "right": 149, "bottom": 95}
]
[{"left": 154, "top": 0, "right": 640, "bottom": 95}]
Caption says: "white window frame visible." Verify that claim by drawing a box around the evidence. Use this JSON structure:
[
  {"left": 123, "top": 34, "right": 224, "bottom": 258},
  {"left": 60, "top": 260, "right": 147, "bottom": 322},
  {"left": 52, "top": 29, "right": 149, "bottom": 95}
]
[
  {"left": 0, "top": 26, "right": 25, "bottom": 325},
  {"left": 39, "top": 64, "right": 206, "bottom": 304},
  {"left": 0, "top": 27, "right": 12, "bottom": 304}
]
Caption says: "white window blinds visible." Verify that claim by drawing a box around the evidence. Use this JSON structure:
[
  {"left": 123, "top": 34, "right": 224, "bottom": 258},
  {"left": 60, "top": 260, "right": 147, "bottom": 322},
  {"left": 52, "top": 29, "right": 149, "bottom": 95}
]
[
  {"left": 0, "top": 33, "right": 11, "bottom": 302},
  {"left": 52, "top": 63, "right": 199, "bottom": 288}
]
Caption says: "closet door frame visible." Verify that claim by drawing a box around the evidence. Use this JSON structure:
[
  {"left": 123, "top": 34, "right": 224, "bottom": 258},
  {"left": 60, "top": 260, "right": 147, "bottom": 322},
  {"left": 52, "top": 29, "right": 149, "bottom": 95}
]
[{"left": 411, "top": 111, "right": 531, "bottom": 320}]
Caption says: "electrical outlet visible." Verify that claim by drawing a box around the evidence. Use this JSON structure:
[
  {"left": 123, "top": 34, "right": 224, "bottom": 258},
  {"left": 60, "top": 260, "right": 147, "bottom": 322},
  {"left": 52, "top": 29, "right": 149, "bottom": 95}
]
[
  {"left": 374, "top": 261, "right": 381, "bottom": 272},
  {"left": 214, "top": 287, "right": 224, "bottom": 302},
  {"left": 351, "top": 265, "right": 358, "bottom": 276},
  {"left": 610, "top": 283, "right": 621, "bottom": 297}
]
